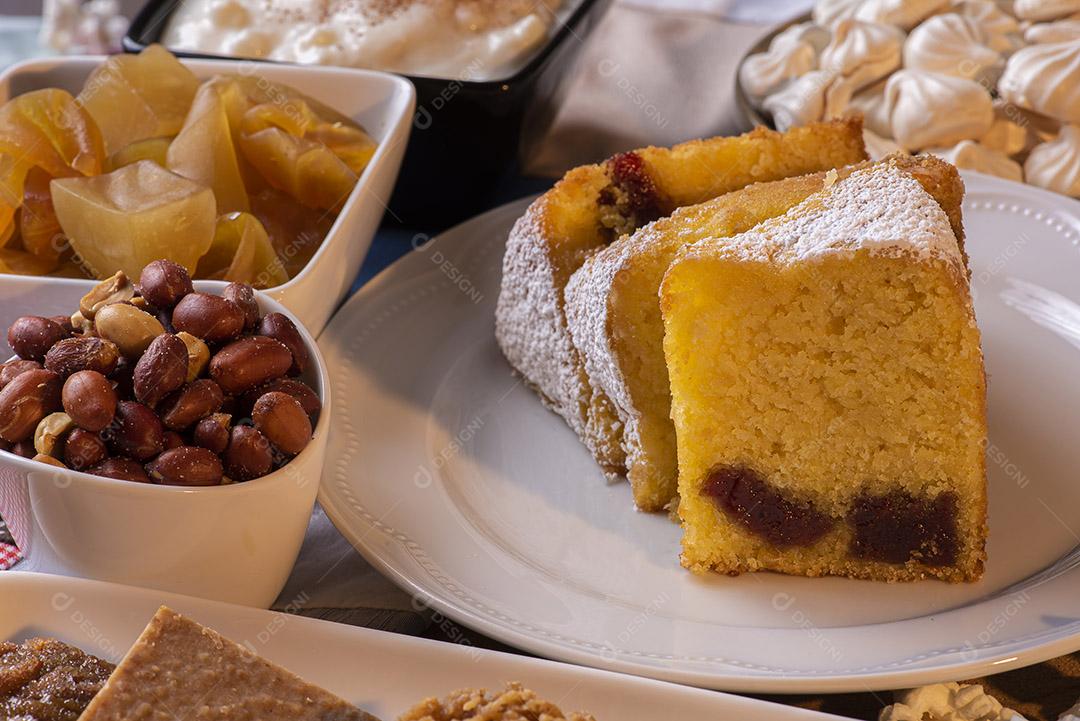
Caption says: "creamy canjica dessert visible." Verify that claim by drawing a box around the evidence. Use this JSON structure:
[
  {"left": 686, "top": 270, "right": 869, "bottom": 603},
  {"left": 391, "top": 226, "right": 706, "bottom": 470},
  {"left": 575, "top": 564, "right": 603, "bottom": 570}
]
[{"left": 163, "top": 0, "right": 567, "bottom": 80}]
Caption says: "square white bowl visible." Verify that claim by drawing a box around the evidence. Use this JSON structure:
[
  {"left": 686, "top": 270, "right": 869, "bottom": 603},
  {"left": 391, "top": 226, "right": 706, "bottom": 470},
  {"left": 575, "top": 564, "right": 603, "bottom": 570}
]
[
  {"left": 0, "top": 55, "right": 416, "bottom": 335},
  {"left": 0, "top": 277, "right": 329, "bottom": 608}
]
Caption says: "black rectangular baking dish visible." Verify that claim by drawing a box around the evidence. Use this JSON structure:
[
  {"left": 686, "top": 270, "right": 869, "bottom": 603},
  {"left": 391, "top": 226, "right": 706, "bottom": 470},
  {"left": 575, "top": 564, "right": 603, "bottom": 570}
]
[{"left": 124, "top": 0, "right": 613, "bottom": 226}]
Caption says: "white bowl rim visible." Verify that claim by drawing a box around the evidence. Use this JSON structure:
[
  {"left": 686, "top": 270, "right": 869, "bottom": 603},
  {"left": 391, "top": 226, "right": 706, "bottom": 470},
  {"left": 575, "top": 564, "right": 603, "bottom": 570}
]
[
  {"left": 0, "top": 54, "right": 417, "bottom": 293},
  {"left": 0, "top": 280, "right": 331, "bottom": 497}
]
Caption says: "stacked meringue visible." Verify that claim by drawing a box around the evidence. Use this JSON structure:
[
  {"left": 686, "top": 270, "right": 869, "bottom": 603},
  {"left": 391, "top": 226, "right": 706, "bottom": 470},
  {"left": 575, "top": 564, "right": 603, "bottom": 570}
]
[{"left": 742, "top": 0, "right": 1080, "bottom": 198}]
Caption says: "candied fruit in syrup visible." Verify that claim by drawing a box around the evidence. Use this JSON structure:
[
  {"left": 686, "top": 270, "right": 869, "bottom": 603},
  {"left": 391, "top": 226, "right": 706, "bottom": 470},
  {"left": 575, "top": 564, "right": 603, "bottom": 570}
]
[
  {"left": 242, "top": 99, "right": 376, "bottom": 174},
  {"left": 20, "top": 166, "right": 64, "bottom": 265},
  {"left": 249, "top": 187, "right": 331, "bottom": 277},
  {"left": 0, "top": 248, "right": 59, "bottom": 275},
  {"left": 0, "top": 88, "right": 105, "bottom": 179},
  {"left": 239, "top": 127, "right": 357, "bottom": 211},
  {"left": 106, "top": 136, "right": 171, "bottom": 172},
  {"left": 0, "top": 153, "right": 29, "bottom": 242},
  {"left": 51, "top": 160, "right": 215, "bottom": 279},
  {"left": 166, "top": 83, "right": 250, "bottom": 215},
  {"left": 197, "top": 211, "right": 288, "bottom": 288},
  {"left": 77, "top": 44, "right": 199, "bottom": 154}
]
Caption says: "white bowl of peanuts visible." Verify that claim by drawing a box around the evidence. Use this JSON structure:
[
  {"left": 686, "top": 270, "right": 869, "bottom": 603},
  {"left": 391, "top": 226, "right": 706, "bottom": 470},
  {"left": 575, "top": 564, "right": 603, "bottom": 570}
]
[{"left": 0, "top": 261, "right": 330, "bottom": 608}]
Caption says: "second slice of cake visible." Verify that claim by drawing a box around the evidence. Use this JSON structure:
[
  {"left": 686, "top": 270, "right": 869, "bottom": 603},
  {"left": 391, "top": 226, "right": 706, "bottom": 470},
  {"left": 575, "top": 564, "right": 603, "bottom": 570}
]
[{"left": 661, "top": 162, "right": 987, "bottom": 582}]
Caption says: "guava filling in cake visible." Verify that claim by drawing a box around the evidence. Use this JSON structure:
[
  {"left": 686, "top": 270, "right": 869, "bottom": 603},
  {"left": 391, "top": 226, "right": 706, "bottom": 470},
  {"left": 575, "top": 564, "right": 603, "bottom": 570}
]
[
  {"left": 597, "top": 151, "right": 669, "bottom": 240},
  {"left": 661, "top": 162, "right": 987, "bottom": 582},
  {"left": 701, "top": 466, "right": 961, "bottom": 567}
]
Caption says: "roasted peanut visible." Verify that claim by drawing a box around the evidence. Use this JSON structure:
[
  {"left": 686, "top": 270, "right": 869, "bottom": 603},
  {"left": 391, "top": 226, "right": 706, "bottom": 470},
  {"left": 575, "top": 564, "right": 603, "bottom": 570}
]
[
  {"left": 0, "top": 359, "right": 42, "bottom": 390},
  {"left": 225, "top": 425, "right": 273, "bottom": 480},
  {"left": 7, "top": 316, "right": 69, "bottom": 361},
  {"left": 162, "top": 430, "right": 185, "bottom": 451},
  {"left": 133, "top": 333, "right": 188, "bottom": 407},
  {"left": 79, "top": 271, "right": 135, "bottom": 319},
  {"left": 209, "top": 336, "right": 292, "bottom": 394},
  {"left": 147, "top": 446, "right": 223, "bottom": 486},
  {"left": 33, "top": 453, "right": 67, "bottom": 469},
  {"left": 138, "top": 259, "right": 193, "bottom": 309},
  {"left": 62, "top": 428, "right": 108, "bottom": 470},
  {"left": 193, "top": 412, "right": 230, "bottom": 454},
  {"left": 69, "top": 310, "right": 94, "bottom": 334},
  {"left": 258, "top": 312, "right": 309, "bottom": 376},
  {"left": 171, "top": 293, "right": 245, "bottom": 343},
  {"left": 107, "top": 400, "right": 164, "bottom": 461},
  {"left": 34, "top": 411, "right": 74, "bottom": 457},
  {"left": 252, "top": 391, "right": 311, "bottom": 456},
  {"left": 89, "top": 457, "right": 150, "bottom": 483},
  {"left": 159, "top": 378, "right": 224, "bottom": 430},
  {"left": 176, "top": 331, "right": 210, "bottom": 382},
  {"left": 94, "top": 303, "right": 165, "bottom": 358},
  {"left": 62, "top": 370, "right": 117, "bottom": 432},
  {"left": 44, "top": 336, "right": 120, "bottom": 377},
  {"left": 223, "top": 282, "right": 259, "bottom": 330},
  {"left": 0, "top": 369, "right": 63, "bottom": 442},
  {"left": 241, "top": 377, "right": 321, "bottom": 420}
]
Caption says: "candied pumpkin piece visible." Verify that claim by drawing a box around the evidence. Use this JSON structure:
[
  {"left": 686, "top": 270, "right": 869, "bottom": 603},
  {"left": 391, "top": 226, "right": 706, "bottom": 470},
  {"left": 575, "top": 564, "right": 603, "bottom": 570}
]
[
  {"left": 0, "top": 247, "right": 59, "bottom": 275},
  {"left": 20, "top": 166, "right": 65, "bottom": 264},
  {"left": 239, "top": 127, "right": 357, "bottom": 211},
  {"left": 106, "top": 136, "right": 172, "bottom": 171},
  {"left": 197, "top": 211, "right": 288, "bottom": 288},
  {"left": 78, "top": 44, "right": 199, "bottom": 154},
  {"left": 167, "top": 82, "right": 250, "bottom": 214},
  {"left": 0, "top": 152, "right": 29, "bottom": 237},
  {"left": 249, "top": 187, "right": 331, "bottom": 277},
  {"left": 51, "top": 160, "right": 215, "bottom": 279},
  {"left": 0, "top": 88, "right": 105, "bottom": 178},
  {"left": 241, "top": 99, "right": 376, "bottom": 175}
]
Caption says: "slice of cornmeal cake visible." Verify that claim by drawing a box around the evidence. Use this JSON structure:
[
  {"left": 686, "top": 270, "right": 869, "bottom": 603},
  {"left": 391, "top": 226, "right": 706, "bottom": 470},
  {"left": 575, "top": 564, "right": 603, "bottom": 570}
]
[
  {"left": 660, "top": 161, "right": 987, "bottom": 582},
  {"left": 495, "top": 119, "right": 867, "bottom": 479},
  {"left": 565, "top": 155, "right": 964, "bottom": 512},
  {"left": 79, "top": 606, "right": 379, "bottom": 720}
]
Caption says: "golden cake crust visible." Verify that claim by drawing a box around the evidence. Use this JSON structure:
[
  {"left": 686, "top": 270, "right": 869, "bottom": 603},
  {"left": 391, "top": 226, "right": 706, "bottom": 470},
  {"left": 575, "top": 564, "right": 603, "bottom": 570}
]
[
  {"left": 495, "top": 119, "right": 868, "bottom": 485},
  {"left": 564, "top": 154, "right": 963, "bottom": 512},
  {"left": 661, "top": 162, "right": 987, "bottom": 583}
]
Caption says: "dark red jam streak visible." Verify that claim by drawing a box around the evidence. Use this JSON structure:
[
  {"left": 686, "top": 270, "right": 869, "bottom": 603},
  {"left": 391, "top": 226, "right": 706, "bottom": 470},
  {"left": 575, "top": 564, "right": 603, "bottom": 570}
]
[
  {"left": 598, "top": 151, "right": 664, "bottom": 232},
  {"left": 701, "top": 466, "right": 960, "bottom": 566},
  {"left": 848, "top": 489, "right": 959, "bottom": 566},
  {"left": 700, "top": 466, "right": 834, "bottom": 548}
]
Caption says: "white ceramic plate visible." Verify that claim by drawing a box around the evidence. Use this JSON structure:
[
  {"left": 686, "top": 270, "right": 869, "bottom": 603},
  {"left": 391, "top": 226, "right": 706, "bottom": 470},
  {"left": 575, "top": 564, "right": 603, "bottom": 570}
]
[
  {"left": 317, "top": 172, "right": 1080, "bottom": 694},
  {"left": 0, "top": 571, "right": 843, "bottom": 721}
]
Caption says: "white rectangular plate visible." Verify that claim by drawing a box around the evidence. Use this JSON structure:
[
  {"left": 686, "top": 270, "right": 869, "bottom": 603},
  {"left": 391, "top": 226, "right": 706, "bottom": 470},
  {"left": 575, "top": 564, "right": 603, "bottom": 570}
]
[{"left": 0, "top": 571, "right": 842, "bottom": 720}]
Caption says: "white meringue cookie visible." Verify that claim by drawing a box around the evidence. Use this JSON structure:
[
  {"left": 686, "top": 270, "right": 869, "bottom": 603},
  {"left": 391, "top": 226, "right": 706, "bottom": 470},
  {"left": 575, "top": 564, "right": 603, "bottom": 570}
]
[
  {"left": 884, "top": 69, "right": 995, "bottom": 148},
  {"left": 813, "top": 0, "right": 864, "bottom": 27},
  {"left": 1013, "top": 0, "right": 1080, "bottom": 20},
  {"left": 1024, "top": 17, "right": 1080, "bottom": 40},
  {"left": 881, "top": 683, "right": 1028, "bottom": 721},
  {"left": 1024, "top": 124, "right": 1080, "bottom": 196},
  {"left": 740, "top": 41, "right": 818, "bottom": 101},
  {"left": 928, "top": 140, "right": 1025, "bottom": 181},
  {"left": 763, "top": 70, "right": 854, "bottom": 131},
  {"left": 848, "top": 78, "right": 893, "bottom": 136},
  {"left": 856, "top": 0, "right": 948, "bottom": 28},
  {"left": 772, "top": 21, "right": 833, "bottom": 53},
  {"left": 904, "top": 13, "right": 1004, "bottom": 84},
  {"left": 951, "top": 0, "right": 1024, "bottom": 52},
  {"left": 820, "top": 19, "right": 904, "bottom": 90},
  {"left": 998, "top": 41, "right": 1080, "bottom": 123}
]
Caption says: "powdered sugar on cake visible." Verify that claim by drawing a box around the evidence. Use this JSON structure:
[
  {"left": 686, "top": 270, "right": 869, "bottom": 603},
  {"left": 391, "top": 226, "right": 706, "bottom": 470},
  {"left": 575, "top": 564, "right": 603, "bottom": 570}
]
[{"left": 682, "top": 165, "right": 965, "bottom": 270}]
